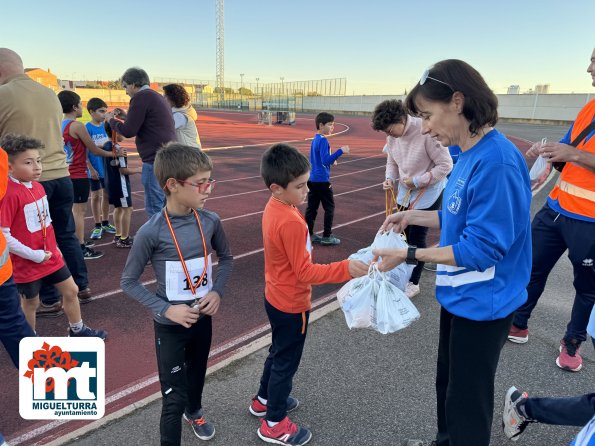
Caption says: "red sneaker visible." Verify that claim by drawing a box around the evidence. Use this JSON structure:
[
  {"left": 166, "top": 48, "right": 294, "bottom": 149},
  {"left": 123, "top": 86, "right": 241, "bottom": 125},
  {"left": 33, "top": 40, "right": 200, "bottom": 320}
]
[
  {"left": 257, "top": 416, "right": 312, "bottom": 446},
  {"left": 556, "top": 339, "right": 582, "bottom": 372},
  {"left": 507, "top": 325, "right": 529, "bottom": 344},
  {"left": 250, "top": 395, "right": 299, "bottom": 417}
]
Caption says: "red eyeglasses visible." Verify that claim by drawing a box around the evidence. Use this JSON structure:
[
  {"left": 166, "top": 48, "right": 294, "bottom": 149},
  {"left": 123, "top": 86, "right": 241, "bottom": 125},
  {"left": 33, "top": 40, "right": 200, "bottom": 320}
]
[{"left": 176, "top": 178, "right": 216, "bottom": 193}]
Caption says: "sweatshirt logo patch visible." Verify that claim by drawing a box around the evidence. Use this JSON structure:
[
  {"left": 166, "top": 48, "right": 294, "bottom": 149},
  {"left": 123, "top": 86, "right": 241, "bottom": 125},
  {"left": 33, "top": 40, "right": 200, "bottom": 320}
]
[
  {"left": 582, "top": 258, "right": 593, "bottom": 267},
  {"left": 447, "top": 178, "right": 465, "bottom": 215}
]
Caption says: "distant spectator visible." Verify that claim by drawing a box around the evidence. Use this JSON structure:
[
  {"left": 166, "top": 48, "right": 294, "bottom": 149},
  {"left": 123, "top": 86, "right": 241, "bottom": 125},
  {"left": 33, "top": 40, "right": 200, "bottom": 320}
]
[
  {"left": 105, "top": 68, "right": 176, "bottom": 217},
  {"left": 163, "top": 84, "right": 202, "bottom": 149}
]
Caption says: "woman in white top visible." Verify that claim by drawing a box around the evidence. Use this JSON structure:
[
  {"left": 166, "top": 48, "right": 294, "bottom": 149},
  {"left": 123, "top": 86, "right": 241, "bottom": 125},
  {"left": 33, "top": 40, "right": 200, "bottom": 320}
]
[
  {"left": 163, "top": 84, "right": 202, "bottom": 149},
  {"left": 371, "top": 99, "right": 452, "bottom": 298}
]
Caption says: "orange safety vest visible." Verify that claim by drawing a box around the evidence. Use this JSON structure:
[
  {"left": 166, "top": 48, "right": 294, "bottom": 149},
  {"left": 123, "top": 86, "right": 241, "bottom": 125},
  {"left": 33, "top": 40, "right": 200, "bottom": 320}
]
[
  {"left": 549, "top": 99, "right": 595, "bottom": 218},
  {"left": 0, "top": 149, "right": 13, "bottom": 284}
]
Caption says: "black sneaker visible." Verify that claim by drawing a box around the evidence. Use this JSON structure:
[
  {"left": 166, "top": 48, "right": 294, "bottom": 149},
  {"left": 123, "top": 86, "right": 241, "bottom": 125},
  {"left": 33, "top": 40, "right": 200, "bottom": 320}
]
[
  {"left": 84, "top": 240, "right": 96, "bottom": 248},
  {"left": 116, "top": 237, "right": 133, "bottom": 248},
  {"left": 113, "top": 235, "right": 120, "bottom": 244},
  {"left": 183, "top": 409, "right": 215, "bottom": 440},
  {"left": 82, "top": 246, "right": 104, "bottom": 260},
  {"left": 68, "top": 325, "right": 107, "bottom": 340}
]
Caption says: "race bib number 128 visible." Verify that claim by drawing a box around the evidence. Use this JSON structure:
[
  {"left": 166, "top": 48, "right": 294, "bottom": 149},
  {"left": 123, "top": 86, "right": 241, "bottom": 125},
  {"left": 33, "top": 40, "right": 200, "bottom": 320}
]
[{"left": 165, "top": 254, "right": 213, "bottom": 301}]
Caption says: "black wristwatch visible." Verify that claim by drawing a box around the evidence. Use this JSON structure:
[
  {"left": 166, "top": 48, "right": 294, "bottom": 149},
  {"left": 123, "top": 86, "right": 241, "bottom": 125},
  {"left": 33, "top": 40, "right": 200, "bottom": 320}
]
[{"left": 406, "top": 246, "right": 418, "bottom": 265}]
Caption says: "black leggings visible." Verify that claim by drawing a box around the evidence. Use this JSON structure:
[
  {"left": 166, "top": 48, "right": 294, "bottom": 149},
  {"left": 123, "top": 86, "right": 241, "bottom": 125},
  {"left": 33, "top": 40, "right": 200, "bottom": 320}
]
[{"left": 154, "top": 316, "right": 212, "bottom": 446}]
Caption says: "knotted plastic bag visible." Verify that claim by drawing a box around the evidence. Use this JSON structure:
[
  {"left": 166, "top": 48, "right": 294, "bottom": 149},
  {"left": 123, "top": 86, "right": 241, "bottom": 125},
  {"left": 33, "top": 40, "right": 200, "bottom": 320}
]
[{"left": 349, "top": 231, "right": 414, "bottom": 292}]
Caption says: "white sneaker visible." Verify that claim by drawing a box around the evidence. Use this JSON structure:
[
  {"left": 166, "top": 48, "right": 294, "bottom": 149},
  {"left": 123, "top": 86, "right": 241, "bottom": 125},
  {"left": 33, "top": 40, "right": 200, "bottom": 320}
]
[
  {"left": 406, "top": 282, "right": 420, "bottom": 298},
  {"left": 502, "top": 386, "right": 530, "bottom": 442}
]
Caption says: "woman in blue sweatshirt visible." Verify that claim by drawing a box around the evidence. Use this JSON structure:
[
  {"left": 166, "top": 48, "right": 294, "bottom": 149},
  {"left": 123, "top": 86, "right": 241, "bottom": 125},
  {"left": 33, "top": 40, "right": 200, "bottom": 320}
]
[{"left": 373, "top": 59, "right": 532, "bottom": 446}]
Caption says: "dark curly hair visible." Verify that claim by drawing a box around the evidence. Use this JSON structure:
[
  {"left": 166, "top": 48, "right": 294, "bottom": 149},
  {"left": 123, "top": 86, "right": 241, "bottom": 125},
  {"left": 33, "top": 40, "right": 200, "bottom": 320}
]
[
  {"left": 371, "top": 100, "right": 408, "bottom": 132},
  {"left": 163, "top": 84, "right": 190, "bottom": 108},
  {"left": 405, "top": 59, "right": 498, "bottom": 136},
  {"left": 1, "top": 133, "right": 44, "bottom": 161}
]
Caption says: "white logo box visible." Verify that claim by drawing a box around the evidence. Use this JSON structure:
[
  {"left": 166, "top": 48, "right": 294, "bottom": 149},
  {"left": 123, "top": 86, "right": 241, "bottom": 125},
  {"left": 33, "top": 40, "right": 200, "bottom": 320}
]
[{"left": 19, "top": 337, "right": 105, "bottom": 420}]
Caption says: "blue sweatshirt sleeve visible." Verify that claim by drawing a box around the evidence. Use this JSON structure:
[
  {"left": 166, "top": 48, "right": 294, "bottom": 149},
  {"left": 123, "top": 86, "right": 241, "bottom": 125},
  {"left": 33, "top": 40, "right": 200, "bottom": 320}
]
[
  {"left": 452, "top": 162, "right": 530, "bottom": 272},
  {"left": 318, "top": 138, "right": 343, "bottom": 166}
]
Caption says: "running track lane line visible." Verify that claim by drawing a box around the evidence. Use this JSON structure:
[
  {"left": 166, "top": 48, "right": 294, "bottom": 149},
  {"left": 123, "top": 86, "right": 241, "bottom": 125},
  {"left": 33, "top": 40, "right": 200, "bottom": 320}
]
[
  {"left": 89, "top": 183, "right": 383, "bottom": 248},
  {"left": 85, "top": 160, "right": 385, "bottom": 219},
  {"left": 14, "top": 210, "right": 386, "bottom": 446}
]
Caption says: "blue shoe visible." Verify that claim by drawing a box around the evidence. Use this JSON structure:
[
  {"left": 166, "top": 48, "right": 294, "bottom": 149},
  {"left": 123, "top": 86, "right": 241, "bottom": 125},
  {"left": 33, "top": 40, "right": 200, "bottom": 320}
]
[
  {"left": 183, "top": 409, "right": 215, "bottom": 440},
  {"left": 311, "top": 234, "right": 322, "bottom": 244},
  {"left": 0, "top": 432, "right": 8, "bottom": 446},
  {"left": 89, "top": 227, "right": 103, "bottom": 240},
  {"left": 101, "top": 223, "right": 117, "bottom": 234},
  {"left": 68, "top": 325, "right": 108, "bottom": 340}
]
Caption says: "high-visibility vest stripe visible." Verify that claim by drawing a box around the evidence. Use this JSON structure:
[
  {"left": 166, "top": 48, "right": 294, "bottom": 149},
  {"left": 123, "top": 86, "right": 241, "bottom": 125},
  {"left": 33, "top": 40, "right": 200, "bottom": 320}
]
[{"left": 559, "top": 180, "right": 595, "bottom": 203}]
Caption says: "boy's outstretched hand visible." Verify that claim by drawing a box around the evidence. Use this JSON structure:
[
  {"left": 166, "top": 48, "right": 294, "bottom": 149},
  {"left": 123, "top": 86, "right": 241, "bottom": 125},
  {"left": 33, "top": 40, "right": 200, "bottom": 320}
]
[
  {"left": 198, "top": 291, "right": 221, "bottom": 316},
  {"left": 348, "top": 259, "right": 369, "bottom": 278},
  {"left": 165, "top": 304, "right": 200, "bottom": 328}
]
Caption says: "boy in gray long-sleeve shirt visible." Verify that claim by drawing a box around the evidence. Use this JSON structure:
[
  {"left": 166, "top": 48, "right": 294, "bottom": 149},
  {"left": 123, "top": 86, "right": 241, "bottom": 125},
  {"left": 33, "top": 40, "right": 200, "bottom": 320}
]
[{"left": 121, "top": 143, "right": 233, "bottom": 445}]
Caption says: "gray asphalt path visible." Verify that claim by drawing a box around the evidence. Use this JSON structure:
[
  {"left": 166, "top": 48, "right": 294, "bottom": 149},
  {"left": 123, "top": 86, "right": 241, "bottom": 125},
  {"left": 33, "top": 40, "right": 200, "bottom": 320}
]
[{"left": 64, "top": 123, "right": 593, "bottom": 446}]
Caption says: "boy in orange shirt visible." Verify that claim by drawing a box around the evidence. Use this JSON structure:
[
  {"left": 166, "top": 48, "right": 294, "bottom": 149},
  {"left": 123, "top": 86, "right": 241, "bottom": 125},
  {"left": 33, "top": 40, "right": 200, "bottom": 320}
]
[{"left": 249, "top": 143, "right": 368, "bottom": 446}]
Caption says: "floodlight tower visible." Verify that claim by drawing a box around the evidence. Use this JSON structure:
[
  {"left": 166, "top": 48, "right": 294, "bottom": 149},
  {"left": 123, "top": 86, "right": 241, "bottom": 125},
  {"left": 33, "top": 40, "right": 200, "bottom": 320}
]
[{"left": 216, "top": 0, "right": 224, "bottom": 100}]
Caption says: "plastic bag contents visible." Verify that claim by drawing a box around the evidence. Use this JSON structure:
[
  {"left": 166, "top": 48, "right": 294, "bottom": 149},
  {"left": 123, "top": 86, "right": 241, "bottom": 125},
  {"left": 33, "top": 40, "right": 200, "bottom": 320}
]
[
  {"left": 349, "top": 231, "right": 414, "bottom": 292},
  {"left": 375, "top": 275, "right": 420, "bottom": 334},
  {"left": 337, "top": 264, "right": 420, "bottom": 334}
]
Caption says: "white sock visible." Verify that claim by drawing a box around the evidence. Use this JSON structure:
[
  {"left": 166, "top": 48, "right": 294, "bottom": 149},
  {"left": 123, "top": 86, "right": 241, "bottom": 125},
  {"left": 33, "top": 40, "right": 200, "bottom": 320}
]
[
  {"left": 266, "top": 420, "right": 279, "bottom": 427},
  {"left": 258, "top": 396, "right": 267, "bottom": 405},
  {"left": 69, "top": 320, "right": 84, "bottom": 333}
]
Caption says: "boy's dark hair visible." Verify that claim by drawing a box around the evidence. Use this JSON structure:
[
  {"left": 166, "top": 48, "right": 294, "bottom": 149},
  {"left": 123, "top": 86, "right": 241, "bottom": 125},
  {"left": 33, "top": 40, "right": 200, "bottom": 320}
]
[
  {"left": 154, "top": 142, "right": 213, "bottom": 195},
  {"left": 163, "top": 84, "right": 190, "bottom": 108},
  {"left": 57, "top": 90, "right": 81, "bottom": 113},
  {"left": 371, "top": 100, "right": 408, "bottom": 131},
  {"left": 87, "top": 97, "right": 108, "bottom": 112},
  {"left": 261, "top": 143, "right": 311, "bottom": 188},
  {"left": 315, "top": 112, "right": 334, "bottom": 130},
  {"left": 405, "top": 59, "right": 498, "bottom": 136},
  {"left": 1, "top": 133, "right": 44, "bottom": 161},
  {"left": 121, "top": 67, "right": 150, "bottom": 88}
]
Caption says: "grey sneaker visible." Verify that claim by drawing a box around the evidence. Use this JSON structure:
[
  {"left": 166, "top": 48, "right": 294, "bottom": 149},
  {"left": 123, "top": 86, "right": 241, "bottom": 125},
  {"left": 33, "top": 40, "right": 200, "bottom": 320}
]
[
  {"left": 502, "top": 386, "right": 531, "bottom": 442},
  {"left": 311, "top": 234, "right": 322, "bottom": 244},
  {"left": 183, "top": 409, "right": 215, "bottom": 440},
  {"left": 320, "top": 235, "right": 340, "bottom": 245}
]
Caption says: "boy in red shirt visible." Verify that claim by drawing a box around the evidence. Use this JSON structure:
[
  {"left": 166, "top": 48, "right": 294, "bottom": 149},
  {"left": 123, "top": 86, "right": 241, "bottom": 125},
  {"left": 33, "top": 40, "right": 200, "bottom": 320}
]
[
  {"left": 250, "top": 144, "right": 368, "bottom": 446},
  {"left": 0, "top": 134, "right": 106, "bottom": 338}
]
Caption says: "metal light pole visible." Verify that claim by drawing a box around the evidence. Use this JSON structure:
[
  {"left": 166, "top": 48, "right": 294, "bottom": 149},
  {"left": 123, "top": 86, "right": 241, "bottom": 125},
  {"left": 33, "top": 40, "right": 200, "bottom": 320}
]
[
  {"left": 255, "top": 77, "right": 260, "bottom": 97},
  {"left": 280, "top": 77, "right": 284, "bottom": 96},
  {"left": 240, "top": 73, "right": 244, "bottom": 109}
]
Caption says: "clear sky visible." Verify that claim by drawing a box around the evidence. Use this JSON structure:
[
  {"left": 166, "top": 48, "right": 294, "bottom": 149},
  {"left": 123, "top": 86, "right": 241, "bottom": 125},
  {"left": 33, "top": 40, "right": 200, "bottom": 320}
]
[{"left": 3, "top": 0, "right": 594, "bottom": 94}]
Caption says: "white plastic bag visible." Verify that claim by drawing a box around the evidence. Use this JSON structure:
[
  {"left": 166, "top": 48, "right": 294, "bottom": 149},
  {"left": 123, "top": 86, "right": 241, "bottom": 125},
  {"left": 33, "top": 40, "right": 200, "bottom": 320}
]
[
  {"left": 336, "top": 266, "right": 380, "bottom": 329},
  {"left": 375, "top": 276, "right": 420, "bottom": 334},
  {"left": 371, "top": 231, "right": 414, "bottom": 292},
  {"left": 337, "top": 264, "right": 420, "bottom": 334},
  {"left": 529, "top": 155, "right": 548, "bottom": 181},
  {"left": 349, "top": 231, "right": 414, "bottom": 292}
]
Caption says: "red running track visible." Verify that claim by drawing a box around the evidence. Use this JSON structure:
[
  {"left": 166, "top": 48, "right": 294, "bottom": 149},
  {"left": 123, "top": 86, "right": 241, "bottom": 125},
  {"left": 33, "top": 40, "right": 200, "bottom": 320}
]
[{"left": 0, "top": 111, "right": 531, "bottom": 445}]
